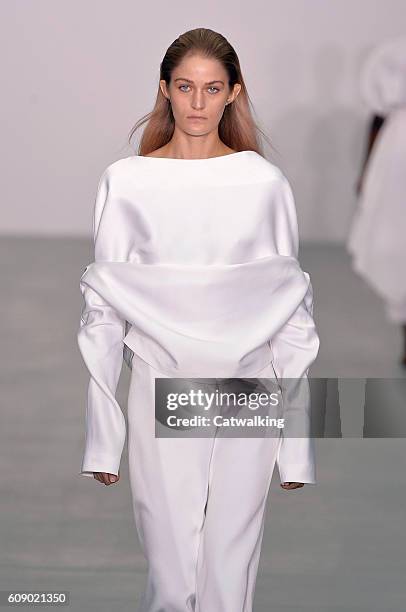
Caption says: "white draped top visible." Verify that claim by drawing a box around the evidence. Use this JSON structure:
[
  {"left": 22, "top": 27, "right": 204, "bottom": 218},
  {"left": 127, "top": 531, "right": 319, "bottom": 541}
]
[{"left": 77, "top": 150, "right": 320, "bottom": 483}]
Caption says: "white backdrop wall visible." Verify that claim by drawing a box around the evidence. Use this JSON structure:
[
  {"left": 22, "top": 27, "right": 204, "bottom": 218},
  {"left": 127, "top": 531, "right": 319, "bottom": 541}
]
[{"left": 2, "top": 0, "right": 405, "bottom": 241}]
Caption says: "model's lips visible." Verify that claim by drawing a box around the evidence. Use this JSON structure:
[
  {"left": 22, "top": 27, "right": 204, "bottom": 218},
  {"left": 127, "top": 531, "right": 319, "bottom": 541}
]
[{"left": 188, "top": 116, "right": 206, "bottom": 119}]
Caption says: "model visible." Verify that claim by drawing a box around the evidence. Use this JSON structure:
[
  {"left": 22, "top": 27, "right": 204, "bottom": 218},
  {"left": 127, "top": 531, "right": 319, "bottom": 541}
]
[
  {"left": 347, "top": 36, "right": 406, "bottom": 366},
  {"left": 77, "top": 27, "right": 320, "bottom": 612}
]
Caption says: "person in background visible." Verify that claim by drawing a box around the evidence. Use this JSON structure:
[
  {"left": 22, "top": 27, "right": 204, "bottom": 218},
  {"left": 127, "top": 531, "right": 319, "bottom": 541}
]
[{"left": 347, "top": 37, "right": 406, "bottom": 367}]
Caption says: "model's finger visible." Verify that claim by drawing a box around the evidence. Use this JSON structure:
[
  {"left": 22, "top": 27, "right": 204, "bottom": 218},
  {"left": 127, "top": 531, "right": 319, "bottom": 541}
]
[{"left": 281, "top": 482, "right": 304, "bottom": 489}]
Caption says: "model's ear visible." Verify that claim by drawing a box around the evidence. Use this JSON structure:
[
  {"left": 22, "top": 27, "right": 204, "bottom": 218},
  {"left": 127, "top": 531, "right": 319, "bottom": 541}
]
[
  {"left": 229, "top": 83, "right": 242, "bottom": 104},
  {"left": 159, "top": 79, "right": 170, "bottom": 101}
]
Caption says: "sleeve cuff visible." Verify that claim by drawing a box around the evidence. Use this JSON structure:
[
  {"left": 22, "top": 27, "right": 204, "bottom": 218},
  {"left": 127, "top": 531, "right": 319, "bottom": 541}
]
[
  {"left": 79, "top": 453, "right": 121, "bottom": 478},
  {"left": 276, "top": 435, "right": 317, "bottom": 484},
  {"left": 277, "top": 461, "right": 317, "bottom": 485}
]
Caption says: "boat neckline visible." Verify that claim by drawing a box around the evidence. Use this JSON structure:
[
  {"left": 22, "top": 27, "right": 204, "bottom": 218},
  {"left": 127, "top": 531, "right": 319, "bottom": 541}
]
[{"left": 136, "top": 150, "right": 256, "bottom": 162}]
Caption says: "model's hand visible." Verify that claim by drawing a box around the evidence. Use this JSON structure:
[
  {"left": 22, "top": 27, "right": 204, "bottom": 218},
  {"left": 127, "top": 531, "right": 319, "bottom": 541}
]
[
  {"left": 93, "top": 471, "right": 120, "bottom": 485},
  {"left": 280, "top": 482, "right": 304, "bottom": 490}
]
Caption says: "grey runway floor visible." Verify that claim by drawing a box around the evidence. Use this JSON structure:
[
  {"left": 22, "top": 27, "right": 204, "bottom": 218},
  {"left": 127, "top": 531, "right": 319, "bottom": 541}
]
[{"left": 1, "top": 237, "right": 405, "bottom": 612}]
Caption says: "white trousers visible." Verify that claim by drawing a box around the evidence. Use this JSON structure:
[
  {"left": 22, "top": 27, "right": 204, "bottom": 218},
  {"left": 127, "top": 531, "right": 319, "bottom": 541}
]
[{"left": 128, "top": 353, "right": 281, "bottom": 612}]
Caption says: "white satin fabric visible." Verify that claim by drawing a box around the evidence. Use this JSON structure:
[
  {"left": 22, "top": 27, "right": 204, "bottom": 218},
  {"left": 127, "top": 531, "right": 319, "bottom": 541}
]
[
  {"left": 348, "top": 38, "right": 406, "bottom": 322},
  {"left": 359, "top": 37, "right": 406, "bottom": 115},
  {"left": 77, "top": 151, "right": 320, "bottom": 483}
]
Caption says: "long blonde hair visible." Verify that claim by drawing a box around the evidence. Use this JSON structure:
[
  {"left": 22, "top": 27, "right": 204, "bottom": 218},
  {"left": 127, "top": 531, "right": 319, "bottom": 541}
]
[{"left": 128, "top": 27, "right": 275, "bottom": 157}]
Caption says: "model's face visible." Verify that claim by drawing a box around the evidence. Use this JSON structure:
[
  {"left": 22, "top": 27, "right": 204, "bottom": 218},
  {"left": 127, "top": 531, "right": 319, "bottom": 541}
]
[{"left": 160, "top": 54, "right": 241, "bottom": 136}]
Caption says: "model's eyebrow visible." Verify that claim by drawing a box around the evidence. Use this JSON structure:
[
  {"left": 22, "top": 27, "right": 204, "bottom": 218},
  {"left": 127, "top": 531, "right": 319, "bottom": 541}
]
[{"left": 174, "top": 78, "right": 225, "bottom": 85}]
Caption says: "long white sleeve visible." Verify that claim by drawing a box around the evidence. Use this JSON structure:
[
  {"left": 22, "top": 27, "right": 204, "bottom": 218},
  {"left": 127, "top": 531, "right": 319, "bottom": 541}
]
[
  {"left": 269, "top": 175, "right": 320, "bottom": 484},
  {"left": 77, "top": 169, "right": 126, "bottom": 478}
]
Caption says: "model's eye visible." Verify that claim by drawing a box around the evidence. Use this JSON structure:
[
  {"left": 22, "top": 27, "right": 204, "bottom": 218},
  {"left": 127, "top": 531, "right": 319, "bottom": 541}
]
[{"left": 178, "top": 85, "right": 220, "bottom": 93}]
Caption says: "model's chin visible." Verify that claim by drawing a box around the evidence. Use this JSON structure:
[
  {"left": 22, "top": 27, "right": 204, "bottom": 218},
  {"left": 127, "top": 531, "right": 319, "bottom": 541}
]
[{"left": 183, "top": 127, "right": 210, "bottom": 137}]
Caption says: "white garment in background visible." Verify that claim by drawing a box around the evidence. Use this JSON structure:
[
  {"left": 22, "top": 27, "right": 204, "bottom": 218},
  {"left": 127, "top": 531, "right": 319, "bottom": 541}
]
[{"left": 347, "top": 37, "right": 406, "bottom": 322}]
